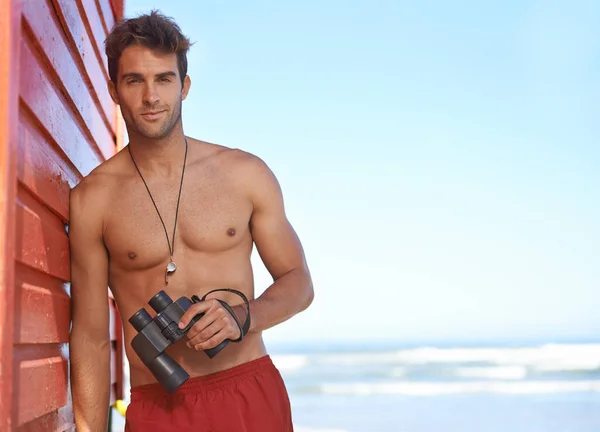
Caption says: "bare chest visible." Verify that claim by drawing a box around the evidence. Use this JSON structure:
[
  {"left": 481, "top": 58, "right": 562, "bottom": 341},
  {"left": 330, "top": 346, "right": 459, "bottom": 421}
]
[{"left": 104, "top": 170, "right": 252, "bottom": 271}]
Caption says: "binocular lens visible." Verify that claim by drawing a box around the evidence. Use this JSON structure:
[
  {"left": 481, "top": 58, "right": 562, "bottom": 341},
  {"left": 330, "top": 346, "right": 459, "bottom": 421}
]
[
  {"left": 149, "top": 290, "right": 173, "bottom": 313},
  {"left": 129, "top": 308, "right": 153, "bottom": 332},
  {"left": 148, "top": 353, "right": 190, "bottom": 394}
]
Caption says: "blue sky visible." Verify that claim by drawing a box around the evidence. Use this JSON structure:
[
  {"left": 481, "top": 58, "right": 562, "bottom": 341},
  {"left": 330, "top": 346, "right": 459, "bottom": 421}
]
[{"left": 124, "top": 1, "right": 599, "bottom": 343}]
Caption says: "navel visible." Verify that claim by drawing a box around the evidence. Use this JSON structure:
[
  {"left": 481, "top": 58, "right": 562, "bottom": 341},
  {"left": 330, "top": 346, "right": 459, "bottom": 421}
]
[
  {"left": 227, "top": 228, "right": 236, "bottom": 237},
  {"left": 128, "top": 252, "right": 137, "bottom": 260}
]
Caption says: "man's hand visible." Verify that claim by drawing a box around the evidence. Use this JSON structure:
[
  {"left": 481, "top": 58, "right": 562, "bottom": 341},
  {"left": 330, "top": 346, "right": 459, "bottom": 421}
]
[{"left": 178, "top": 299, "right": 243, "bottom": 350}]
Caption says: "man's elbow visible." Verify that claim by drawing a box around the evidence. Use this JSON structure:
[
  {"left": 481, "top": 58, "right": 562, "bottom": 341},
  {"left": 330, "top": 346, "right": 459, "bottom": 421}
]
[{"left": 300, "top": 272, "right": 314, "bottom": 311}]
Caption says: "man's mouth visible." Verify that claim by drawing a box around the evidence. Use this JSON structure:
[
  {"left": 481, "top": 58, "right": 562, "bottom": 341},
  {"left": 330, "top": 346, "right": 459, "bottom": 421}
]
[{"left": 140, "top": 110, "right": 167, "bottom": 120}]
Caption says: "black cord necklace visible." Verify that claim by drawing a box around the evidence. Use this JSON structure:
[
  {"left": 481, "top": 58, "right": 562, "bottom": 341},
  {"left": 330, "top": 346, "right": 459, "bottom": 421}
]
[{"left": 127, "top": 138, "right": 188, "bottom": 285}]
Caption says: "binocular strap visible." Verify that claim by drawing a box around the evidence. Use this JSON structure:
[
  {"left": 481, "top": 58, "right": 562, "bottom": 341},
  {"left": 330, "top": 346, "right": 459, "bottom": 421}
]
[{"left": 191, "top": 288, "right": 251, "bottom": 343}]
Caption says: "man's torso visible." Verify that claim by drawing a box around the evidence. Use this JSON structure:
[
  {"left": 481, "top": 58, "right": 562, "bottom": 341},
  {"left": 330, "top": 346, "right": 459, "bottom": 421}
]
[{"left": 86, "top": 138, "right": 267, "bottom": 387}]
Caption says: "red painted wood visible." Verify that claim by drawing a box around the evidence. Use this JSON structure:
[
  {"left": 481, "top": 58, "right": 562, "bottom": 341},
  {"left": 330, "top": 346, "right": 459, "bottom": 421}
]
[
  {"left": 0, "top": 0, "right": 21, "bottom": 430},
  {"left": 20, "top": 33, "right": 114, "bottom": 162},
  {"left": 7, "top": 0, "right": 127, "bottom": 428},
  {"left": 110, "top": 0, "right": 125, "bottom": 23},
  {"left": 22, "top": 0, "right": 116, "bottom": 143},
  {"left": 96, "top": 0, "right": 116, "bottom": 35},
  {"left": 80, "top": 0, "right": 111, "bottom": 74},
  {"left": 52, "top": 0, "right": 111, "bottom": 83},
  {"left": 50, "top": 0, "right": 118, "bottom": 147},
  {"left": 14, "top": 262, "right": 71, "bottom": 344},
  {"left": 16, "top": 405, "right": 74, "bottom": 432},
  {"left": 12, "top": 344, "right": 69, "bottom": 426},
  {"left": 17, "top": 115, "right": 80, "bottom": 222},
  {"left": 15, "top": 185, "right": 70, "bottom": 281},
  {"left": 109, "top": 298, "right": 119, "bottom": 341},
  {"left": 20, "top": 38, "right": 105, "bottom": 175}
]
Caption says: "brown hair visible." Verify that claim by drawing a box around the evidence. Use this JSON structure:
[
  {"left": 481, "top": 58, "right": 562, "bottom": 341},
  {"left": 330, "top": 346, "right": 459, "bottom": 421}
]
[{"left": 104, "top": 10, "right": 192, "bottom": 85}]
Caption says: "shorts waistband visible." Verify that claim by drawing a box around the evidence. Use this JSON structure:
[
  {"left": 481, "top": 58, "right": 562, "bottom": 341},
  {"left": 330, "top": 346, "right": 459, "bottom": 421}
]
[{"left": 130, "top": 355, "right": 274, "bottom": 399}]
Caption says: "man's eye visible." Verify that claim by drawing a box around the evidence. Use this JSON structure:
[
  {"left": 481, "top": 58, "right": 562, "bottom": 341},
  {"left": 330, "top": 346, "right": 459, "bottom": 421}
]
[
  {"left": 159, "top": 77, "right": 171, "bottom": 82},
  {"left": 127, "top": 79, "right": 141, "bottom": 84}
]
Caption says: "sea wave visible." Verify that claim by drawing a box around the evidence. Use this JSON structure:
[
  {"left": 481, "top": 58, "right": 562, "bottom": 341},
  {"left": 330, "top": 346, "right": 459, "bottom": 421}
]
[
  {"left": 391, "top": 344, "right": 600, "bottom": 367},
  {"left": 454, "top": 366, "right": 527, "bottom": 380},
  {"left": 307, "top": 343, "right": 600, "bottom": 372},
  {"left": 390, "top": 367, "right": 407, "bottom": 378},
  {"left": 271, "top": 343, "right": 600, "bottom": 385},
  {"left": 315, "top": 380, "right": 600, "bottom": 396},
  {"left": 271, "top": 354, "right": 309, "bottom": 371}
]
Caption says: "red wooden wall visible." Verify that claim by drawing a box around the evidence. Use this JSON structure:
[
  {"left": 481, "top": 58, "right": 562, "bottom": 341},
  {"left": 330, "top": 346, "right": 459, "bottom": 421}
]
[{"left": 0, "top": 0, "right": 126, "bottom": 430}]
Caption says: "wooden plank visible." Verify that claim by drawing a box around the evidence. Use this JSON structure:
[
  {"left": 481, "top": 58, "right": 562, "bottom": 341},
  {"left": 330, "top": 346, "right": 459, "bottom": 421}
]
[
  {"left": 109, "top": 0, "right": 124, "bottom": 22},
  {"left": 96, "top": 0, "right": 116, "bottom": 35},
  {"left": 9, "top": 0, "right": 127, "bottom": 427},
  {"left": 20, "top": 31, "right": 113, "bottom": 163},
  {"left": 51, "top": 0, "right": 111, "bottom": 83},
  {"left": 14, "top": 185, "right": 70, "bottom": 281},
  {"left": 14, "top": 262, "right": 70, "bottom": 344},
  {"left": 16, "top": 405, "right": 74, "bottom": 432},
  {"left": 79, "top": 0, "right": 110, "bottom": 72},
  {"left": 19, "top": 38, "right": 105, "bottom": 177},
  {"left": 21, "top": 0, "right": 116, "bottom": 142},
  {"left": 12, "top": 344, "right": 69, "bottom": 427},
  {"left": 17, "top": 114, "right": 80, "bottom": 222},
  {"left": 13, "top": 274, "right": 118, "bottom": 346},
  {"left": 0, "top": 0, "right": 21, "bottom": 429}
]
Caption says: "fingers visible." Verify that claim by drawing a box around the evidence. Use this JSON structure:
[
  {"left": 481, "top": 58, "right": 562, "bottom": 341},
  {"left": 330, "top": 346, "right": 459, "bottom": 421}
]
[
  {"left": 181, "top": 299, "right": 241, "bottom": 350},
  {"left": 186, "top": 319, "right": 222, "bottom": 348},
  {"left": 182, "top": 300, "right": 221, "bottom": 338},
  {"left": 178, "top": 300, "right": 212, "bottom": 329},
  {"left": 192, "top": 329, "right": 228, "bottom": 351}
]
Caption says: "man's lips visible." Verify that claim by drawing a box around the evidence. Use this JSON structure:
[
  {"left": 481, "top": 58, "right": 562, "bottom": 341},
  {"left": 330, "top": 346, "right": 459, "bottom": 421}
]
[{"left": 140, "top": 110, "right": 167, "bottom": 120}]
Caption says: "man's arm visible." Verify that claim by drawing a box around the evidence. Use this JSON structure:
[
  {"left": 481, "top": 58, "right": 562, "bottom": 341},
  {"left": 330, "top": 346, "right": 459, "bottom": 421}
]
[
  {"left": 245, "top": 154, "right": 314, "bottom": 333},
  {"left": 68, "top": 180, "right": 111, "bottom": 431},
  {"left": 177, "top": 152, "right": 313, "bottom": 351}
]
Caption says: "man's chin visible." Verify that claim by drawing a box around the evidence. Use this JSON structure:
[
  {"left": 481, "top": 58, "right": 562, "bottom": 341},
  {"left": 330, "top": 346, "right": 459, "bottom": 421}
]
[
  {"left": 135, "top": 125, "right": 170, "bottom": 140},
  {"left": 142, "top": 132, "right": 169, "bottom": 140}
]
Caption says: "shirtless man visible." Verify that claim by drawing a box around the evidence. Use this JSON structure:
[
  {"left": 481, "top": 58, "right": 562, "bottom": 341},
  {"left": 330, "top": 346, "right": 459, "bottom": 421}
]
[{"left": 68, "top": 10, "right": 313, "bottom": 432}]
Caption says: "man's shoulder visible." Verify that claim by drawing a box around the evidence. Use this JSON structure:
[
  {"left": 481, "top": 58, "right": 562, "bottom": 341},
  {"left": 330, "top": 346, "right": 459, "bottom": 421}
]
[
  {"left": 193, "top": 138, "right": 273, "bottom": 178},
  {"left": 190, "top": 138, "right": 282, "bottom": 209},
  {"left": 70, "top": 149, "right": 127, "bottom": 208}
]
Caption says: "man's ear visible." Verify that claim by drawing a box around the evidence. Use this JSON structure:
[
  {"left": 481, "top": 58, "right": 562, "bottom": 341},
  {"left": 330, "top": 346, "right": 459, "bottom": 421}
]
[
  {"left": 181, "top": 75, "right": 191, "bottom": 101},
  {"left": 108, "top": 81, "right": 120, "bottom": 105}
]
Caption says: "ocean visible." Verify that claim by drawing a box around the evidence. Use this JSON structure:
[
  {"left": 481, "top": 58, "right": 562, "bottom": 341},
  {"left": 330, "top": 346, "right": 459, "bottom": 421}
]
[
  {"left": 270, "top": 339, "right": 600, "bottom": 432},
  {"left": 111, "top": 340, "right": 600, "bottom": 431}
]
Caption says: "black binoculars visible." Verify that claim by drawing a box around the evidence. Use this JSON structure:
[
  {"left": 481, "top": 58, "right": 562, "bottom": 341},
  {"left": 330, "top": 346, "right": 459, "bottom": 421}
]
[{"left": 129, "top": 288, "right": 250, "bottom": 393}]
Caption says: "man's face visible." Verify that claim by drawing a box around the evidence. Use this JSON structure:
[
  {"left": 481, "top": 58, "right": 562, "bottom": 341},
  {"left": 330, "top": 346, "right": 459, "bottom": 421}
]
[{"left": 109, "top": 45, "right": 191, "bottom": 140}]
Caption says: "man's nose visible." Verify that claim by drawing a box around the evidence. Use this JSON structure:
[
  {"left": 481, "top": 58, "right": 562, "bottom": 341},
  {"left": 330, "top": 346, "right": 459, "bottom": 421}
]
[{"left": 142, "top": 83, "right": 160, "bottom": 106}]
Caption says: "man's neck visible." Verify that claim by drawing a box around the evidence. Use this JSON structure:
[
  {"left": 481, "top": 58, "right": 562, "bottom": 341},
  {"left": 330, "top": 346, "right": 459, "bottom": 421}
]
[{"left": 126, "top": 129, "right": 188, "bottom": 178}]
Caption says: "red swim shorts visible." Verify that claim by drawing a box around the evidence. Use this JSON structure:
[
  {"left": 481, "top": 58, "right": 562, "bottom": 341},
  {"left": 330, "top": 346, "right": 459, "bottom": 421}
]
[{"left": 125, "top": 355, "right": 294, "bottom": 432}]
